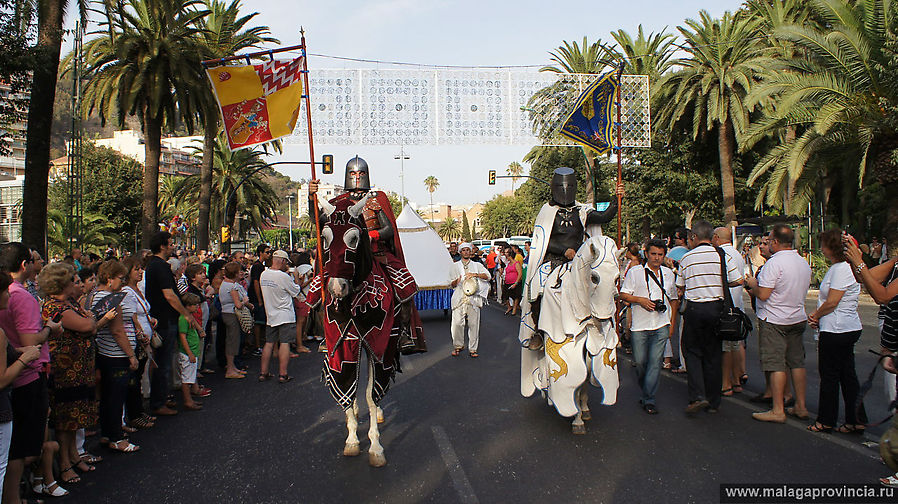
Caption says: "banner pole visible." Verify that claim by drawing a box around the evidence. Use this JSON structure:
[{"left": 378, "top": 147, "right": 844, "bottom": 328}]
[
  {"left": 300, "top": 29, "right": 327, "bottom": 301},
  {"left": 615, "top": 64, "right": 624, "bottom": 247}
]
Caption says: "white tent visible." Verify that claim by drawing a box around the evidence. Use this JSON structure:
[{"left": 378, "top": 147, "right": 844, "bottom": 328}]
[{"left": 397, "top": 206, "right": 453, "bottom": 289}]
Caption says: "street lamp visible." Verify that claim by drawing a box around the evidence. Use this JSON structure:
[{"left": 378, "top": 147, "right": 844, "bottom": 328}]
[
  {"left": 394, "top": 145, "right": 410, "bottom": 203},
  {"left": 286, "top": 194, "right": 295, "bottom": 251}
]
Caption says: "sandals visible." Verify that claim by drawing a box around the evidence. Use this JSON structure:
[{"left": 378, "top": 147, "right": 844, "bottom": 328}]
[
  {"left": 74, "top": 460, "right": 96, "bottom": 473},
  {"left": 41, "top": 480, "right": 69, "bottom": 497},
  {"left": 807, "top": 422, "right": 832, "bottom": 433},
  {"left": 80, "top": 453, "right": 103, "bottom": 464},
  {"left": 451, "top": 348, "right": 461, "bottom": 357},
  {"left": 130, "top": 416, "right": 155, "bottom": 429},
  {"left": 258, "top": 372, "right": 273, "bottom": 382},
  {"left": 60, "top": 466, "right": 81, "bottom": 484},
  {"left": 469, "top": 351, "right": 479, "bottom": 358},
  {"left": 836, "top": 424, "right": 866, "bottom": 435},
  {"left": 880, "top": 474, "right": 898, "bottom": 488},
  {"left": 108, "top": 440, "right": 140, "bottom": 453},
  {"left": 739, "top": 374, "right": 749, "bottom": 385},
  {"left": 122, "top": 425, "right": 138, "bottom": 434},
  {"left": 721, "top": 388, "right": 734, "bottom": 397},
  {"left": 225, "top": 373, "right": 246, "bottom": 379},
  {"left": 278, "top": 374, "right": 293, "bottom": 384}
]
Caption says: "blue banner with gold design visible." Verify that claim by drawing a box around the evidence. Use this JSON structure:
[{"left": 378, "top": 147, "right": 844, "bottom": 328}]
[{"left": 559, "top": 71, "right": 619, "bottom": 155}]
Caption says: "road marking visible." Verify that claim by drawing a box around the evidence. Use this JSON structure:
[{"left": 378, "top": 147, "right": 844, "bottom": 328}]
[{"left": 431, "top": 425, "right": 479, "bottom": 504}]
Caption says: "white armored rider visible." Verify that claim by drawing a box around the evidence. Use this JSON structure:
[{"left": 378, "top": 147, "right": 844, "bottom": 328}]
[{"left": 518, "top": 167, "right": 621, "bottom": 422}]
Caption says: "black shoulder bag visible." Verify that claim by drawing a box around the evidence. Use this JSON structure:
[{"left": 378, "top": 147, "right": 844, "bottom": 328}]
[{"left": 715, "top": 247, "right": 752, "bottom": 341}]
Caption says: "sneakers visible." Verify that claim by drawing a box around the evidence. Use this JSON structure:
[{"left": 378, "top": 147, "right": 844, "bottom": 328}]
[
  {"left": 684, "top": 400, "right": 710, "bottom": 414},
  {"left": 751, "top": 410, "right": 786, "bottom": 423}
]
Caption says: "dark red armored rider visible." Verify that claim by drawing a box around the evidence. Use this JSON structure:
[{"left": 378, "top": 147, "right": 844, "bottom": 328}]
[{"left": 310, "top": 156, "right": 425, "bottom": 354}]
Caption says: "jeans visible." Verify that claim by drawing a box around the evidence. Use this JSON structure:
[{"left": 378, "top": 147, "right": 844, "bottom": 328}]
[
  {"left": 150, "top": 320, "right": 178, "bottom": 410},
  {"left": 125, "top": 356, "right": 148, "bottom": 421},
  {"left": 682, "top": 300, "right": 724, "bottom": 408},
  {"left": 631, "top": 326, "right": 670, "bottom": 406},
  {"left": 97, "top": 355, "right": 132, "bottom": 441},
  {"left": 817, "top": 330, "right": 868, "bottom": 426},
  {"left": 0, "top": 420, "right": 11, "bottom": 501}
]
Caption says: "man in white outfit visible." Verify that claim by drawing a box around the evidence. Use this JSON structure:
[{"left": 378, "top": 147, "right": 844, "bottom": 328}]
[
  {"left": 449, "top": 243, "right": 490, "bottom": 358},
  {"left": 259, "top": 250, "right": 302, "bottom": 383}
]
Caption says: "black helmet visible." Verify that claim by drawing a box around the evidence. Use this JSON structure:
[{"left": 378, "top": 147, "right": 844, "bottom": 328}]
[
  {"left": 551, "top": 167, "right": 577, "bottom": 207},
  {"left": 344, "top": 156, "right": 371, "bottom": 192}
]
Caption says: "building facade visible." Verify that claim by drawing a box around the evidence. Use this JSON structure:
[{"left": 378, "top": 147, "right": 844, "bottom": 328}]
[{"left": 94, "top": 130, "right": 202, "bottom": 176}]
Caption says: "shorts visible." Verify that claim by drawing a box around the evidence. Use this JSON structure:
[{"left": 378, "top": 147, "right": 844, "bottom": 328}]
[
  {"left": 722, "top": 340, "right": 742, "bottom": 352},
  {"left": 10, "top": 374, "right": 49, "bottom": 460},
  {"left": 502, "top": 282, "right": 523, "bottom": 302},
  {"left": 177, "top": 353, "right": 197, "bottom": 385},
  {"left": 221, "top": 313, "right": 242, "bottom": 356},
  {"left": 253, "top": 305, "right": 267, "bottom": 325},
  {"left": 266, "top": 323, "right": 296, "bottom": 344},
  {"left": 758, "top": 319, "right": 807, "bottom": 372}
]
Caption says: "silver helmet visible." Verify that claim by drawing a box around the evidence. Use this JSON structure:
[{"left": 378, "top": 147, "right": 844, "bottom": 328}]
[
  {"left": 551, "top": 167, "right": 577, "bottom": 207},
  {"left": 344, "top": 156, "right": 371, "bottom": 192}
]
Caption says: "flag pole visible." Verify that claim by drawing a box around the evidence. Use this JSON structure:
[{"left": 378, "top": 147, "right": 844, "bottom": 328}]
[
  {"left": 300, "top": 29, "right": 327, "bottom": 298},
  {"left": 614, "top": 63, "right": 624, "bottom": 247}
]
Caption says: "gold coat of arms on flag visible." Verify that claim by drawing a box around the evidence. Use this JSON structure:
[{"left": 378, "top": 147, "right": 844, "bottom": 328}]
[{"left": 205, "top": 56, "right": 305, "bottom": 151}]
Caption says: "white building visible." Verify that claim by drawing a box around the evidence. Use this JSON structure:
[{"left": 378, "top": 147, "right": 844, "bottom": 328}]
[
  {"left": 0, "top": 175, "right": 23, "bottom": 242},
  {"left": 0, "top": 81, "right": 28, "bottom": 177},
  {"left": 94, "top": 130, "right": 203, "bottom": 176}
]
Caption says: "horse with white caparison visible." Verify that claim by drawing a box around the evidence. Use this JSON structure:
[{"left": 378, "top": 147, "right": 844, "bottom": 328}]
[
  {"left": 306, "top": 193, "right": 400, "bottom": 467},
  {"left": 519, "top": 233, "right": 620, "bottom": 434}
]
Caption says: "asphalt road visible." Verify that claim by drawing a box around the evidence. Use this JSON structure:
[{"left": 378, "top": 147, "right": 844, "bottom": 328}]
[{"left": 65, "top": 298, "right": 892, "bottom": 503}]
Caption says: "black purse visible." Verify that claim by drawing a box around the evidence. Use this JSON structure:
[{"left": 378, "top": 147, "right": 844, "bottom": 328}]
[{"left": 715, "top": 247, "right": 752, "bottom": 341}]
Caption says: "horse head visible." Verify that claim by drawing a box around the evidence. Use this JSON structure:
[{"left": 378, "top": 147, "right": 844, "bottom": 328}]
[{"left": 318, "top": 194, "right": 373, "bottom": 303}]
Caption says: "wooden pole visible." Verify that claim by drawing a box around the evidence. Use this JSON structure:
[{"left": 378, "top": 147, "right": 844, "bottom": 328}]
[
  {"left": 300, "top": 30, "right": 327, "bottom": 297},
  {"left": 615, "top": 65, "right": 624, "bottom": 247}
]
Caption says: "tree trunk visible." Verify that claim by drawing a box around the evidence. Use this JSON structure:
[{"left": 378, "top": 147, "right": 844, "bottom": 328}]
[
  {"left": 141, "top": 112, "right": 163, "bottom": 249},
  {"left": 196, "top": 126, "right": 215, "bottom": 251},
  {"left": 21, "top": 0, "right": 64, "bottom": 255},
  {"left": 718, "top": 119, "right": 738, "bottom": 227},
  {"left": 884, "top": 182, "right": 898, "bottom": 260},
  {"left": 783, "top": 126, "right": 796, "bottom": 214}
]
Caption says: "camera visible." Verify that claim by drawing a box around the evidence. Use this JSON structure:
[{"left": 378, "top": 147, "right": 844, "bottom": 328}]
[{"left": 652, "top": 300, "right": 666, "bottom": 313}]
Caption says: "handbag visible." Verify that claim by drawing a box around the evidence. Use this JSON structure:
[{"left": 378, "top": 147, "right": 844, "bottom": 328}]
[
  {"left": 129, "top": 286, "right": 163, "bottom": 348},
  {"left": 236, "top": 305, "right": 254, "bottom": 334},
  {"left": 714, "top": 247, "right": 752, "bottom": 341}
]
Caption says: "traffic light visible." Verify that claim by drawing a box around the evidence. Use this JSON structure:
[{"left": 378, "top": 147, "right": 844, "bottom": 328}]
[
  {"left": 488, "top": 170, "right": 496, "bottom": 185},
  {"left": 221, "top": 226, "right": 230, "bottom": 242},
  {"left": 322, "top": 154, "right": 334, "bottom": 174}
]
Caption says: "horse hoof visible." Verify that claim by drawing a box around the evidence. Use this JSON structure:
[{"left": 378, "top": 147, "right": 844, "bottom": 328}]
[
  {"left": 376, "top": 406, "right": 385, "bottom": 424},
  {"left": 343, "top": 443, "right": 361, "bottom": 457},
  {"left": 572, "top": 424, "right": 586, "bottom": 435},
  {"left": 368, "top": 451, "right": 387, "bottom": 467},
  {"left": 581, "top": 410, "right": 592, "bottom": 421}
]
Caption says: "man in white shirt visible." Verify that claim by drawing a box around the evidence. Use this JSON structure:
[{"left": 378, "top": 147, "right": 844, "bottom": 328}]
[
  {"left": 713, "top": 227, "right": 748, "bottom": 396},
  {"left": 259, "top": 250, "right": 303, "bottom": 382},
  {"left": 745, "top": 224, "right": 812, "bottom": 423},
  {"left": 676, "top": 220, "right": 742, "bottom": 415},
  {"left": 619, "top": 239, "right": 679, "bottom": 414},
  {"left": 449, "top": 243, "right": 490, "bottom": 358}
]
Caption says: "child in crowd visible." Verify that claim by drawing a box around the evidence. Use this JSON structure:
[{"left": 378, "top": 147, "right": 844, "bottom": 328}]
[{"left": 178, "top": 293, "right": 204, "bottom": 411}]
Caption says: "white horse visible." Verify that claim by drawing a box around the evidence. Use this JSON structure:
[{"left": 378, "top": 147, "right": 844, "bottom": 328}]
[
  {"left": 520, "top": 234, "right": 620, "bottom": 434},
  {"left": 341, "top": 358, "right": 387, "bottom": 467}
]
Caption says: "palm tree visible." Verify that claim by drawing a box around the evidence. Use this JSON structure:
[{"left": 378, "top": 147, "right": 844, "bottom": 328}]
[
  {"left": 506, "top": 161, "right": 524, "bottom": 193},
  {"left": 742, "top": 0, "right": 898, "bottom": 244},
  {"left": 21, "top": 0, "right": 87, "bottom": 254},
  {"left": 81, "top": 0, "right": 209, "bottom": 248},
  {"left": 608, "top": 25, "right": 677, "bottom": 83},
  {"left": 655, "top": 10, "right": 764, "bottom": 225},
  {"left": 193, "top": 0, "right": 277, "bottom": 251},
  {"left": 158, "top": 174, "right": 197, "bottom": 223},
  {"left": 423, "top": 175, "right": 439, "bottom": 223},
  {"left": 438, "top": 217, "right": 461, "bottom": 241},
  {"left": 175, "top": 131, "right": 279, "bottom": 247},
  {"left": 47, "top": 210, "right": 118, "bottom": 256}
]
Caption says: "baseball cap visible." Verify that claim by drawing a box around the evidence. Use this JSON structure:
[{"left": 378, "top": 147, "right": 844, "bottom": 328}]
[{"left": 272, "top": 250, "right": 291, "bottom": 263}]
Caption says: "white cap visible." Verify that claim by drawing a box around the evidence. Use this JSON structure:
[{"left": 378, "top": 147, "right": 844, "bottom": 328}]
[{"left": 459, "top": 242, "right": 473, "bottom": 251}]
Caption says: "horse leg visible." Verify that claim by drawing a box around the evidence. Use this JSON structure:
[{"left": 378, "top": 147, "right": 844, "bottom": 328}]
[
  {"left": 571, "top": 386, "right": 587, "bottom": 435},
  {"left": 366, "top": 357, "right": 387, "bottom": 467},
  {"left": 343, "top": 399, "right": 361, "bottom": 456},
  {"left": 579, "top": 386, "right": 591, "bottom": 421},
  {"left": 376, "top": 405, "right": 385, "bottom": 424}
]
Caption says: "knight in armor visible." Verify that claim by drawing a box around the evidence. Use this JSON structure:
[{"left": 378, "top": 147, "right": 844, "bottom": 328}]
[
  {"left": 523, "top": 167, "right": 617, "bottom": 350},
  {"left": 309, "top": 156, "right": 425, "bottom": 354}
]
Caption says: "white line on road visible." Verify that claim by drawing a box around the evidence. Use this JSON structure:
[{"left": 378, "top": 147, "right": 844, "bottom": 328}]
[{"left": 431, "top": 425, "right": 479, "bottom": 504}]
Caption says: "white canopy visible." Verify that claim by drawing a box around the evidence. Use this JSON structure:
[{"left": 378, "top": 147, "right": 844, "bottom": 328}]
[{"left": 397, "top": 206, "right": 453, "bottom": 289}]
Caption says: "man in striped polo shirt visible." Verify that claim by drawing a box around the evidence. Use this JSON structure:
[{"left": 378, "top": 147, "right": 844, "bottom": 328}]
[{"left": 676, "top": 220, "right": 743, "bottom": 415}]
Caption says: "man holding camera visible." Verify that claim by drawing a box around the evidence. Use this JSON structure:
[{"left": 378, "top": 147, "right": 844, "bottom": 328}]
[{"left": 620, "top": 239, "right": 679, "bottom": 414}]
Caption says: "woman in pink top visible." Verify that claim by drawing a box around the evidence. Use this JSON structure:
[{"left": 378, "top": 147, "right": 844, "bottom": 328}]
[{"left": 502, "top": 248, "right": 523, "bottom": 316}]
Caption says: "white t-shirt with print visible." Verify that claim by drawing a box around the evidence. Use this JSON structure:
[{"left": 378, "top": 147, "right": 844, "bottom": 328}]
[{"left": 621, "top": 264, "right": 678, "bottom": 332}]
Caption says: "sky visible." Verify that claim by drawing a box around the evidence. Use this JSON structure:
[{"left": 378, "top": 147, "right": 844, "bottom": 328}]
[{"left": 64, "top": 0, "right": 744, "bottom": 208}]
